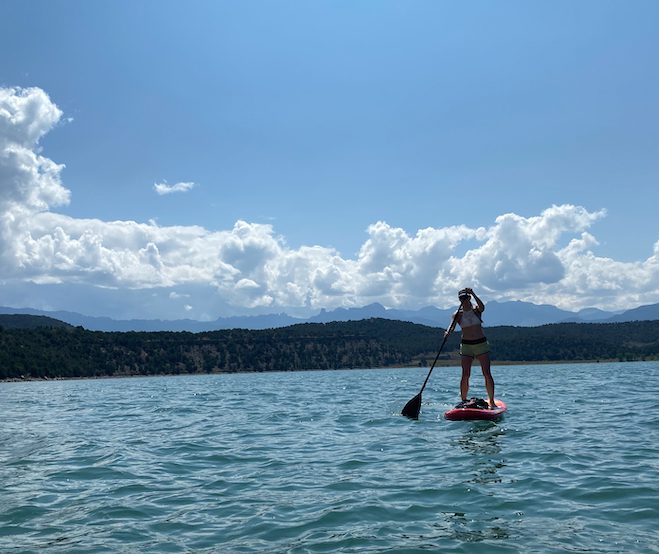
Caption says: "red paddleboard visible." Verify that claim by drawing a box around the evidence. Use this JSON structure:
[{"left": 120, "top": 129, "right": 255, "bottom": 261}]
[{"left": 444, "top": 398, "right": 507, "bottom": 421}]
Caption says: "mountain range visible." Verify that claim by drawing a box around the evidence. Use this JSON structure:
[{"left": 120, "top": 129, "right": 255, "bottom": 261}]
[{"left": 2, "top": 300, "right": 659, "bottom": 332}]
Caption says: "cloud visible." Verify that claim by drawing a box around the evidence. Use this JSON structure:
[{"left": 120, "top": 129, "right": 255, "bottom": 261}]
[
  {"left": 453, "top": 205, "right": 607, "bottom": 291},
  {"left": 0, "top": 86, "right": 63, "bottom": 147},
  {"left": 0, "top": 87, "right": 70, "bottom": 215},
  {"left": 153, "top": 181, "right": 196, "bottom": 195},
  {"left": 169, "top": 291, "right": 190, "bottom": 300},
  {"left": 1, "top": 85, "right": 658, "bottom": 318}
]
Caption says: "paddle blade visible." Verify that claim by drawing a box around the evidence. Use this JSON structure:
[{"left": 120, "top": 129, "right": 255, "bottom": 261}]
[{"left": 401, "top": 392, "right": 422, "bottom": 419}]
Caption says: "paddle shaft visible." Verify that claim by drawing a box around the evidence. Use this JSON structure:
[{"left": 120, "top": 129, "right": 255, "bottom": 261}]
[
  {"left": 418, "top": 333, "right": 450, "bottom": 394},
  {"left": 401, "top": 307, "right": 460, "bottom": 419}
]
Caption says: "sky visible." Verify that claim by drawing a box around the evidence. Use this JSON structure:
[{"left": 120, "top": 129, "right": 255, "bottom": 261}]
[{"left": 1, "top": 0, "right": 658, "bottom": 320}]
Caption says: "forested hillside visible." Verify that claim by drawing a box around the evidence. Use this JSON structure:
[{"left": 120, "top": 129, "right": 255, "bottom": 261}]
[
  {"left": 0, "top": 314, "right": 72, "bottom": 330},
  {"left": 486, "top": 321, "right": 659, "bottom": 362},
  {"left": 1, "top": 318, "right": 658, "bottom": 380}
]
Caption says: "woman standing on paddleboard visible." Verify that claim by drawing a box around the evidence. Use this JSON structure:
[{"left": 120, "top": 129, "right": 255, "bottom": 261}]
[{"left": 445, "top": 288, "right": 496, "bottom": 409}]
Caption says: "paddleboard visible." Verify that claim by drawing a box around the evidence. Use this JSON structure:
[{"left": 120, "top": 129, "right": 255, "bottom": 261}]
[{"left": 444, "top": 398, "right": 507, "bottom": 421}]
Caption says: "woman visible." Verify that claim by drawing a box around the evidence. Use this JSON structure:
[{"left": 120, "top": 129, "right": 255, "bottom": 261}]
[{"left": 445, "top": 287, "right": 496, "bottom": 409}]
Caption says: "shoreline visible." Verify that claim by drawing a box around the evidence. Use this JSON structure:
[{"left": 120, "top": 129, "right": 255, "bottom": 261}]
[{"left": 1, "top": 357, "right": 648, "bottom": 384}]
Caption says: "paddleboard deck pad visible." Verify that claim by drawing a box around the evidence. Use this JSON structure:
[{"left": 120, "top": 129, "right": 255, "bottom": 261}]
[{"left": 444, "top": 398, "right": 507, "bottom": 421}]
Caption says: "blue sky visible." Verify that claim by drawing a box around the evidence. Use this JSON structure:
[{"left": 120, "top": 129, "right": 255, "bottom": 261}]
[{"left": 1, "top": 1, "right": 658, "bottom": 320}]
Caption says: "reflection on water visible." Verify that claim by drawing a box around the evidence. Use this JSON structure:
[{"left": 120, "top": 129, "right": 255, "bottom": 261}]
[
  {"left": 434, "top": 511, "right": 511, "bottom": 544},
  {"left": 433, "top": 422, "right": 512, "bottom": 545},
  {"left": 453, "top": 421, "right": 506, "bottom": 486},
  {"left": 453, "top": 421, "right": 504, "bottom": 455}
]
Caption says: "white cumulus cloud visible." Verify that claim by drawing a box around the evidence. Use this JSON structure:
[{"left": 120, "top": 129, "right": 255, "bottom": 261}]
[
  {"left": 0, "top": 87, "right": 70, "bottom": 215},
  {"left": 1, "top": 85, "right": 659, "bottom": 317},
  {"left": 153, "top": 181, "right": 196, "bottom": 195}
]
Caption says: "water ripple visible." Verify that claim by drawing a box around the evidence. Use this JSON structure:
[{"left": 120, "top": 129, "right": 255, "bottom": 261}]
[{"left": 1, "top": 363, "right": 659, "bottom": 552}]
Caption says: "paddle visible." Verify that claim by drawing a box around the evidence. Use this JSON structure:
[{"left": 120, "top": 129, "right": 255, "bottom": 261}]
[{"left": 401, "top": 309, "right": 459, "bottom": 419}]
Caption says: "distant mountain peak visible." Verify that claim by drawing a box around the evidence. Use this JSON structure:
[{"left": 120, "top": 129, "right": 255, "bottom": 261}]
[{"left": 2, "top": 301, "right": 658, "bottom": 332}]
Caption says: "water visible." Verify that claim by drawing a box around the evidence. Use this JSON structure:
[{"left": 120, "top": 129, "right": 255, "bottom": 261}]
[{"left": 1, "top": 362, "right": 658, "bottom": 553}]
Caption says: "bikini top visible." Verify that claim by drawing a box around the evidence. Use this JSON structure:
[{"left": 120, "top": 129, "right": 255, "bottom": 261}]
[{"left": 459, "top": 309, "right": 482, "bottom": 328}]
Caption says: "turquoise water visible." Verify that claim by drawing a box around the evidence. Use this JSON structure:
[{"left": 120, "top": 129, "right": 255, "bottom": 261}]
[{"left": 1, "top": 362, "right": 658, "bottom": 553}]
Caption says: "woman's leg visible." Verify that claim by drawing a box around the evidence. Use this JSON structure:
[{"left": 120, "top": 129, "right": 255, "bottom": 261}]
[
  {"left": 460, "top": 356, "right": 473, "bottom": 401},
  {"left": 477, "top": 353, "right": 495, "bottom": 407}
]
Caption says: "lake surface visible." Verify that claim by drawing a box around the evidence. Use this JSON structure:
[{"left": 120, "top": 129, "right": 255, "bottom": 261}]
[{"left": 1, "top": 362, "right": 658, "bottom": 553}]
